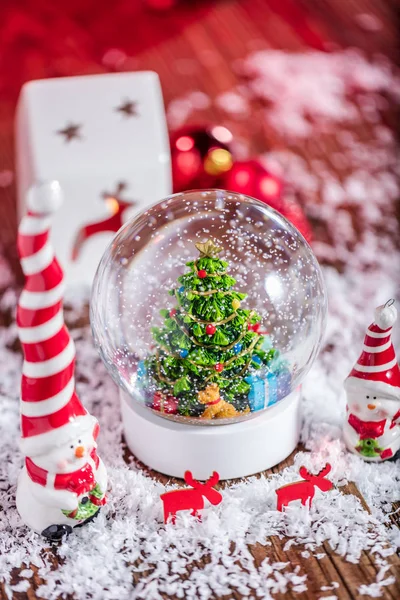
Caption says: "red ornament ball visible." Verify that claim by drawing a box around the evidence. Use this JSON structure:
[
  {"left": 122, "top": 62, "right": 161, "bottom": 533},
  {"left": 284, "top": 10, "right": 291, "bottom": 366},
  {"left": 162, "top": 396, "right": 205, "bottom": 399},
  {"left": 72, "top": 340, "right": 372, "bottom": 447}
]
[
  {"left": 170, "top": 126, "right": 234, "bottom": 193},
  {"left": 169, "top": 309, "right": 177, "bottom": 317},
  {"left": 198, "top": 269, "right": 207, "bottom": 279},
  {"left": 206, "top": 324, "right": 216, "bottom": 336},
  {"left": 215, "top": 363, "right": 224, "bottom": 372},
  {"left": 221, "top": 159, "right": 312, "bottom": 242},
  {"left": 222, "top": 159, "right": 282, "bottom": 200}
]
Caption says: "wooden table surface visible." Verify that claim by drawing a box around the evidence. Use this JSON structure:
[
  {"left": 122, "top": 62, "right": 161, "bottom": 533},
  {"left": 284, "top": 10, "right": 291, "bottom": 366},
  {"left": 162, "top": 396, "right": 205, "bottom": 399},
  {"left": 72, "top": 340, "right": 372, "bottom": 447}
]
[{"left": 0, "top": 1, "right": 399, "bottom": 598}]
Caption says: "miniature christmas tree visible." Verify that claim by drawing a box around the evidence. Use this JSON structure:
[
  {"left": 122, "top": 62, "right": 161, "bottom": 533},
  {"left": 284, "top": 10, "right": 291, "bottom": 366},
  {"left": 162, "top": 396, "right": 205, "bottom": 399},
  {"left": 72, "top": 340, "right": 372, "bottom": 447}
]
[{"left": 144, "top": 240, "right": 279, "bottom": 418}]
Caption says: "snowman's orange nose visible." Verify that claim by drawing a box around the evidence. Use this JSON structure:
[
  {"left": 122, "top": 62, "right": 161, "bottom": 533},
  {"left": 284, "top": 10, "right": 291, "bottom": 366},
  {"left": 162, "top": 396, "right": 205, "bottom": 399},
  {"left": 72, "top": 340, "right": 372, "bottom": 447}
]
[
  {"left": 75, "top": 445, "right": 85, "bottom": 458},
  {"left": 367, "top": 404, "right": 376, "bottom": 410}
]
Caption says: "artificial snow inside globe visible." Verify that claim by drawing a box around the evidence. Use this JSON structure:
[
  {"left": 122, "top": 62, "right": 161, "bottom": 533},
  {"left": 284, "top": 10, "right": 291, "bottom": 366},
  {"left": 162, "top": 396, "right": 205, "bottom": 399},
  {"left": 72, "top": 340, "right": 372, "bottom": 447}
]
[{"left": 91, "top": 190, "right": 327, "bottom": 479}]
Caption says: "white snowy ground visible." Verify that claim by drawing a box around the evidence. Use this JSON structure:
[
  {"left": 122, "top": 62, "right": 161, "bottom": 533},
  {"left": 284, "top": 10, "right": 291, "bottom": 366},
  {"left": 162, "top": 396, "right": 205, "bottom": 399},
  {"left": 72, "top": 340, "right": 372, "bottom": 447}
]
[{"left": 0, "top": 49, "right": 399, "bottom": 599}]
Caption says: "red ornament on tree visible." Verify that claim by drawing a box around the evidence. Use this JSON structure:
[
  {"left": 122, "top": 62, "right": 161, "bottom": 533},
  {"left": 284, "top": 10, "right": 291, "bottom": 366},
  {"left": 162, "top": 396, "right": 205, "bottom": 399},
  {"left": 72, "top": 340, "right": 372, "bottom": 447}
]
[
  {"left": 198, "top": 269, "right": 207, "bottom": 279},
  {"left": 171, "top": 126, "right": 234, "bottom": 192},
  {"left": 169, "top": 309, "right": 177, "bottom": 317},
  {"left": 221, "top": 160, "right": 312, "bottom": 242},
  {"left": 206, "top": 324, "right": 216, "bottom": 336},
  {"left": 215, "top": 363, "right": 224, "bottom": 372}
]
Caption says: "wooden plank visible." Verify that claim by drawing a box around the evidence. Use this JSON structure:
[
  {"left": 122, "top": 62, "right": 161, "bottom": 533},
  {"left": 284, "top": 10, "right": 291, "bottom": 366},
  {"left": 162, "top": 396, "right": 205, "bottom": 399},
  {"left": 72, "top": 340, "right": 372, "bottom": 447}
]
[{"left": 389, "top": 501, "right": 400, "bottom": 530}]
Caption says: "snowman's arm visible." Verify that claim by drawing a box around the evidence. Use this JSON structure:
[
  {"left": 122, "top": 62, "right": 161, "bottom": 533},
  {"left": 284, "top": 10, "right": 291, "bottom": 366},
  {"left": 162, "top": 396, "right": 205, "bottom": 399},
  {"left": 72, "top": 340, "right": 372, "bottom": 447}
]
[
  {"left": 95, "top": 458, "right": 108, "bottom": 495},
  {"left": 390, "top": 409, "right": 400, "bottom": 428},
  {"left": 343, "top": 416, "right": 360, "bottom": 446},
  {"left": 379, "top": 414, "right": 400, "bottom": 446},
  {"left": 31, "top": 482, "right": 79, "bottom": 511}
]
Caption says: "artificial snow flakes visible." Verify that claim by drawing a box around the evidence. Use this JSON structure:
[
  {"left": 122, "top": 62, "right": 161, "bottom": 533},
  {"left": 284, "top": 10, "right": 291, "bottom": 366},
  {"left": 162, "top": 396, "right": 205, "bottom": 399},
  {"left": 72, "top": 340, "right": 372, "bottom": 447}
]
[{"left": 240, "top": 50, "right": 400, "bottom": 139}]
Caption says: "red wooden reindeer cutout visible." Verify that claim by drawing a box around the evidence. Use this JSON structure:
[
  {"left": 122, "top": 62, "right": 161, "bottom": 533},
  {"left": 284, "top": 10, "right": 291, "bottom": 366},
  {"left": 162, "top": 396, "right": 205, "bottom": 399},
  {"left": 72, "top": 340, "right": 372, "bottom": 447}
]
[
  {"left": 160, "top": 471, "right": 222, "bottom": 524},
  {"left": 276, "top": 463, "right": 333, "bottom": 511}
]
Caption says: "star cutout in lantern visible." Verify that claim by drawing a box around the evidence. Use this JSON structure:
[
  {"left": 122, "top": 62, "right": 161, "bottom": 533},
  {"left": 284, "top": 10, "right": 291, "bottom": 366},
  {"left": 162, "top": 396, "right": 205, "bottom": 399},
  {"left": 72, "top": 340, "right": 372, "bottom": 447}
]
[
  {"left": 116, "top": 100, "right": 138, "bottom": 118},
  {"left": 57, "top": 123, "right": 82, "bottom": 143},
  {"left": 195, "top": 240, "right": 223, "bottom": 258}
]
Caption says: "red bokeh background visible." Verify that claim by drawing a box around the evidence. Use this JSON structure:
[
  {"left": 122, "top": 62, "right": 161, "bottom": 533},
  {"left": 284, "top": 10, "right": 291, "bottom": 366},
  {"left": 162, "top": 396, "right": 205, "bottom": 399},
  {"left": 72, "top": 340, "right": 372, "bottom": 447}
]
[{"left": 0, "top": 0, "right": 332, "bottom": 104}]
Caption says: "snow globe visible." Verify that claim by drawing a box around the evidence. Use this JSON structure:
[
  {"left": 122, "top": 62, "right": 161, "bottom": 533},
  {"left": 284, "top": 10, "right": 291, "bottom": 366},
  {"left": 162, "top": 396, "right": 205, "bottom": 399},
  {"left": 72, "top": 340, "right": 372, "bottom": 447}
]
[{"left": 91, "top": 190, "right": 327, "bottom": 479}]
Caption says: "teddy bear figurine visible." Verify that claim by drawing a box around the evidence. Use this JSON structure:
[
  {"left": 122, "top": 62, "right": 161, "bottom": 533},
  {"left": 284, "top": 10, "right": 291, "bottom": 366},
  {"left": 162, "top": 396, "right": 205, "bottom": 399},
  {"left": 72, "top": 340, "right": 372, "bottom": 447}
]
[{"left": 198, "top": 383, "right": 250, "bottom": 419}]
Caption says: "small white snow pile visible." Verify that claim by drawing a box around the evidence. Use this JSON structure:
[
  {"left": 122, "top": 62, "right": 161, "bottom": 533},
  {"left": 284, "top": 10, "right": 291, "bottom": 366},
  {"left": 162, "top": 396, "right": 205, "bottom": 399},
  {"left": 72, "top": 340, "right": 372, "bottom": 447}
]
[
  {"left": 219, "top": 49, "right": 400, "bottom": 138},
  {"left": 1, "top": 48, "right": 400, "bottom": 599},
  {"left": 170, "top": 51, "right": 400, "bottom": 138}
]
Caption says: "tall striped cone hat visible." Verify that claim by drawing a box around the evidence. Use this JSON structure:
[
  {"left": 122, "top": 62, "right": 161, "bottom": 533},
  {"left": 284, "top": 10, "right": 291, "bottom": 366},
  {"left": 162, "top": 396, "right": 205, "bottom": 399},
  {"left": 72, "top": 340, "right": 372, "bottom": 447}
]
[
  {"left": 345, "top": 300, "right": 400, "bottom": 400},
  {"left": 17, "top": 181, "right": 97, "bottom": 457}
]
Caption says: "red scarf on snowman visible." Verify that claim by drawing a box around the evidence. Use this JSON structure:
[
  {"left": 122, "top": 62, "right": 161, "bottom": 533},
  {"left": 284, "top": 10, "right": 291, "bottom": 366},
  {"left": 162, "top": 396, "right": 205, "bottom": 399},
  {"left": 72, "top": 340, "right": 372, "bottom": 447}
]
[
  {"left": 348, "top": 414, "right": 386, "bottom": 439},
  {"left": 348, "top": 410, "right": 400, "bottom": 439},
  {"left": 26, "top": 447, "right": 101, "bottom": 498}
]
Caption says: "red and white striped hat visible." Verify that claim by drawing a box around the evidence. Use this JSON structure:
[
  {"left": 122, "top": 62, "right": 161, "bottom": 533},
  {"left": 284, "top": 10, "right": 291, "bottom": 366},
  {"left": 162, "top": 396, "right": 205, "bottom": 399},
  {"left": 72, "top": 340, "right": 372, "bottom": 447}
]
[
  {"left": 345, "top": 300, "right": 400, "bottom": 400},
  {"left": 17, "top": 182, "right": 96, "bottom": 458}
]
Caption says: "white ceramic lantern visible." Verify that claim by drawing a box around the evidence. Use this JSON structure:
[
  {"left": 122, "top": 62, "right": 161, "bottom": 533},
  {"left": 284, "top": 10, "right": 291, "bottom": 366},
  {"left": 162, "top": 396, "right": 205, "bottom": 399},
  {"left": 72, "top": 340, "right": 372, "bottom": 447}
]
[{"left": 15, "top": 71, "right": 171, "bottom": 289}]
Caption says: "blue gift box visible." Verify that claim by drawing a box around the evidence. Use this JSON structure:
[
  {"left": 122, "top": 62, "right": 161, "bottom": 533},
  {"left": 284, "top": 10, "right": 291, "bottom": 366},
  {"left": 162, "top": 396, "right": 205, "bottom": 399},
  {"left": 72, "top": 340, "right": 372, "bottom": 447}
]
[
  {"left": 245, "top": 369, "right": 291, "bottom": 412},
  {"left": 137, "top": 360, "right": 147, "bottom": 382},
  {"left": 245, "top": 373, "right": 265, "bottom": 411},
  {"left": 135, "top": 360, "right": 154, "bottom": 404}
]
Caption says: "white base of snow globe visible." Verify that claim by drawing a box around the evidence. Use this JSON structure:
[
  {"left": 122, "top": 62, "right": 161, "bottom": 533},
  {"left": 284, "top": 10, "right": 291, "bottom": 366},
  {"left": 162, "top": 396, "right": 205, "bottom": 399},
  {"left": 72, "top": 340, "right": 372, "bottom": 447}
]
[{"left": 120, "top": 388, "right": 301, "bottom": 480}]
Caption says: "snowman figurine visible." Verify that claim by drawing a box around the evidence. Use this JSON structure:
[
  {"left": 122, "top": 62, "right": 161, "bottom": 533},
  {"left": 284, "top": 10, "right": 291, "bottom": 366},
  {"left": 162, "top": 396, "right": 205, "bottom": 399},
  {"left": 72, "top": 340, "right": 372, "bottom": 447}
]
[
  {"left": 343, "top": 300, "right": 400, "bottom": 461},
  {"left": 17, "top": 420, "right": 107, "bottom": 539},
  {"left": 16, "top": 182, "right": 107, "bottom": 539}
]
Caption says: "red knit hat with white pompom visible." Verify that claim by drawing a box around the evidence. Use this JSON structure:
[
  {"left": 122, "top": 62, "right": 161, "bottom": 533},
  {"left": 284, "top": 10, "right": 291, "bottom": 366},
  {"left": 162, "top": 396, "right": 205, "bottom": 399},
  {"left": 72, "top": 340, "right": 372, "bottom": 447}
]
[
  {"left": 17, "top": 182, "right": 97, "bottom": 458},
  {"left": 345, "top": 300, "right": 400, "bottom": 400}
]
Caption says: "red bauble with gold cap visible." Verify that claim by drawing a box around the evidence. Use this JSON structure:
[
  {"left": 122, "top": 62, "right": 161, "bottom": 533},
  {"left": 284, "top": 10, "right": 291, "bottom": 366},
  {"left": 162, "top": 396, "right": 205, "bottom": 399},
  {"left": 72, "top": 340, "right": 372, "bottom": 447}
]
[
  {"left": 221, "top": 159, "right": 312, "bottom": 243},
  {"left": 171, "top": 125, "right": 234, "bottom": 192}
]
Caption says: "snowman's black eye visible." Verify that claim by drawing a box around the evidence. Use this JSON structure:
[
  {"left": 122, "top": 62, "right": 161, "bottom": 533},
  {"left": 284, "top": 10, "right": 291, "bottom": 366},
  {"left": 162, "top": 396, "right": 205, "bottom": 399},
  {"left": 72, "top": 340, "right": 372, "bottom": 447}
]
[
  {"left": 78, "top": 439, "right": 81, "bottom": 443},
  {"left": 70, "top": 445, "right": 74, "bottom": 449},
  {"left": 373, "top": 397, "right": 377, "bottom": 400},
  {"left": 366, "top": 396, "right": 369, "bottom": 399}
]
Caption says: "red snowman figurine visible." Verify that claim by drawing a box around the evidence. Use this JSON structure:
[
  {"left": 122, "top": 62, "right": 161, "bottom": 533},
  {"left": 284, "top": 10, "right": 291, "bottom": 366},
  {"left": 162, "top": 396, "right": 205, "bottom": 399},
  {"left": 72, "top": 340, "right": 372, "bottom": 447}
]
[
  {"left": 343, "top": 300, "right": 400, "bottom": 461},
  {"left": 16, "top": 182, "right": 107, "bottom": 540}
]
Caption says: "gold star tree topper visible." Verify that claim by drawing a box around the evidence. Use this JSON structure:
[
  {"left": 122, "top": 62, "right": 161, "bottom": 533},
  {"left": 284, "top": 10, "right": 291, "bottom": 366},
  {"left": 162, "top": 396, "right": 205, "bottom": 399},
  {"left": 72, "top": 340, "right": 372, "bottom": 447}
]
[{"left": 195, "top": 239, "right": 223, "bottom": 258}]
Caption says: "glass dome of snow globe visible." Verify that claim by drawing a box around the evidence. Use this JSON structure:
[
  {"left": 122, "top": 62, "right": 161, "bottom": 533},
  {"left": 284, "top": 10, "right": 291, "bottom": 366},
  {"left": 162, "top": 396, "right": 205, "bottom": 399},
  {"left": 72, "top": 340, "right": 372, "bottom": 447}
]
[{"left": 91, "top": 189, "right": 327, "bottom": 426}]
